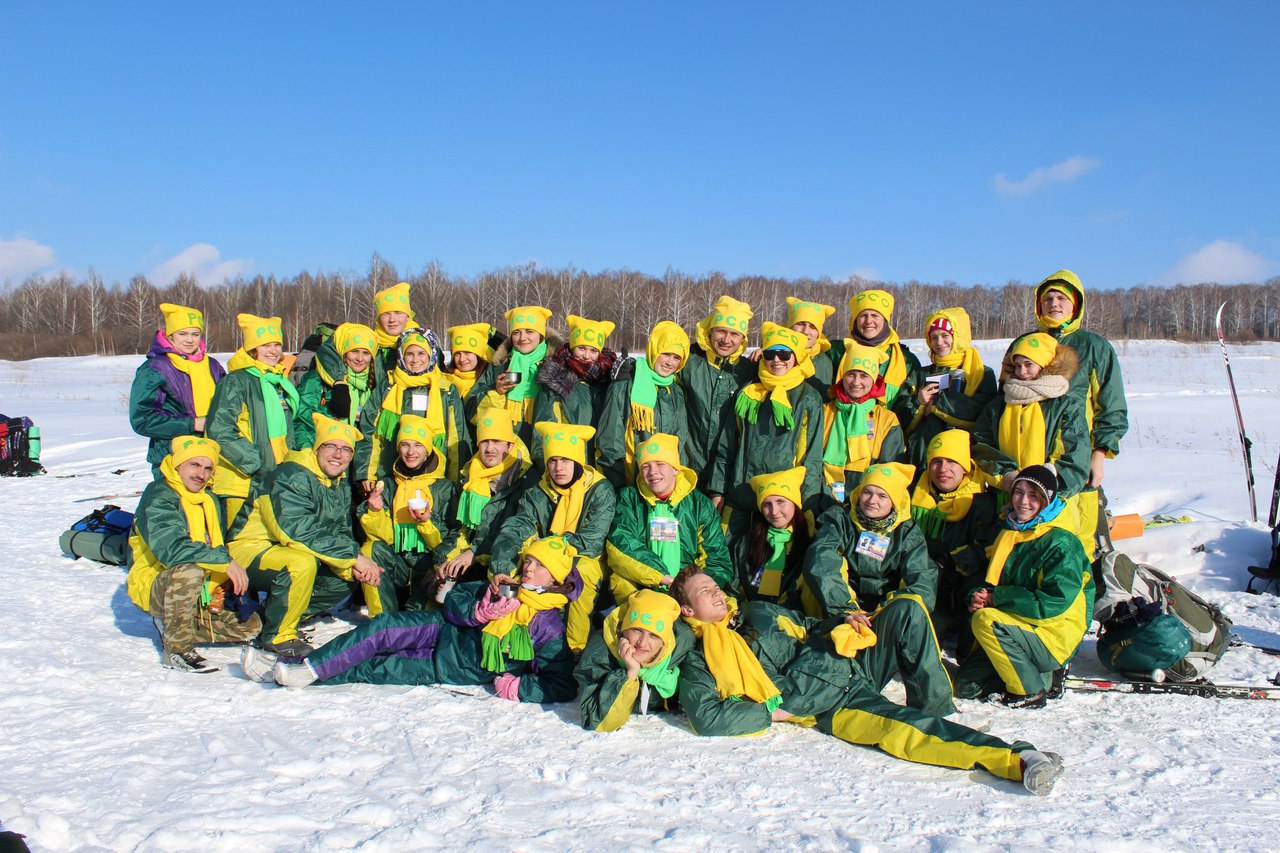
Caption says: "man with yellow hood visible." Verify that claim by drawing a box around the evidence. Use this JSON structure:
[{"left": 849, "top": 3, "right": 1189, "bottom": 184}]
[{"left": 682, "top": 296, "right": 759, "bottom": 490}]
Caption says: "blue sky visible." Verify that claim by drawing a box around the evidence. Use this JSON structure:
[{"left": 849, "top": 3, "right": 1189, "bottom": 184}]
[{"left": 2, "top": 2, "right": 1278, "bottom": 291}]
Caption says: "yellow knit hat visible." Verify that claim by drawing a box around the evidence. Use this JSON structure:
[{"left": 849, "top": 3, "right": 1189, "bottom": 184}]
[
  {"left": 237, "top": 313, "right": 284, "bottom": 351},
  {"left": 169, "top": 435, "right": 221, "bottom": 468},
  {"left": 850, "top": 289, "right": 895, "bottom": 324},
  {"left": 749, "top": 466, "right": 807, "bottom": 512},
  {"left": 373, "top": 282, "right": 414, "bottom": 319},
  {"left": 160, "top": 303, "right": 204, "bottom": 336},
  {"left": 535, "top": 422, "right": 596, "bottom": 466},
  {"left": 447, "top": 323, "right": 495, "bottom": 361},
  {"left": 836, "top": 339, "right": 889, "bottom": 378},
  {"left": 566, "top": 315, "right": 615, "bottom": 351},
  {"left": 506, "top": 305, "right": 553, "bottom": 336},
  {"left": 646, "top": 321, "right": 691, "bottom": 370},
  {"left": 523, "top": 535, "right": 574, "bottom": 583},
  {"left": 855, "top": 462, "right": 916, "bottom": 513},
  {"left": 923, "top": 307, "right": 972, "bottom": 351},
  {"left": 1011, "top": 333, "right": 1058, "bottom": 368},
  {"left": 619, "top": 589, "right": 680, "bottom": 653},
  {"left": 636, "top": 433, "right": 681, "bottom": 469},
  {"left": 396, "top": 413, "right": 436, "bottom": 447},
  {"left": 704, "top": 295, "right": 753, "bottom": 335},
  {"left": 334, "top": 322, "right": 378, "bottom": 357},
  {"left": 785, "top": 297, "right": 835, "bottom": 331},
  {"left": 475, "top": 408, "right": 519, "bottom": 444},
  {"left": 926, "top": 429, "right": 972, "bottom": 473},
  {"left": 760, "top": 322, "right": 807, "bottom": 358},
  {"left": 312, "top": 412, "right": 362, "bottom": 451}
]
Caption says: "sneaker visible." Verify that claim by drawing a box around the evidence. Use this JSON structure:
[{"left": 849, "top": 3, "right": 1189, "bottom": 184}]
[
  {"left": 1020, "top": 750, "right": 1065, "bottom": 796},
  {"left": 1000, "top": 690, "right": 1048, "bottom": 710},
  {"left": 164, "top": 649, "right": 218, "bottom": 674},
  {"left": 1048, "top": 665, "right": 1070, "bottom": 700},
  {"left": 241, "top": 646, "right": 278, "bottom": 683},
  {"left": 273, "top": 659, "right": 318, "bottom": 689},
  {"left": 260, "top": 638, "right": 314, "bottom": 659}
]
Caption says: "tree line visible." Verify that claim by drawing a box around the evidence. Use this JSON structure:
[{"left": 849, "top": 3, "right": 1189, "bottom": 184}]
[{"left": 1, "top": 254, "right": 1277, "bottom": 360}]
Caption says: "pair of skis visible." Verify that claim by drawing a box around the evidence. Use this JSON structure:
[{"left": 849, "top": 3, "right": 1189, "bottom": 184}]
[
  {"left": 1215, "top": 302, "right": 1280, "bottom": 526},
  {"left": 1065, "top": 676, "right": 1280, "bottom": 701}
]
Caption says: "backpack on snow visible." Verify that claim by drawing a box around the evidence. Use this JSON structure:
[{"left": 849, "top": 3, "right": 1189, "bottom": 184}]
[
  {"left": 59, "top": 504, "right": 134, "bottom": 566},
  {"left": 0, "top": 414, "right": 45, "bottom": 477},
  {"left": 1093, "top": 549, "right": 1232, "bottom": 682},
  {"left": 288, "top": 321, "right": 338, "bottom": 387}
]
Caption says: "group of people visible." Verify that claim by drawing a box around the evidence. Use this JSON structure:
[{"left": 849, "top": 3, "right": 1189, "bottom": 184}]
[{"left": 125, "top": 270, "right": 1127, "bottom": 796}]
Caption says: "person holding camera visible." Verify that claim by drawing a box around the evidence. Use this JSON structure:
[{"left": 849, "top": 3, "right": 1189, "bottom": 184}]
[
  {"left": 897, "top": 307, "right": 997, "bottom": 472},
  {"left": 252, "top": 536, "right": 579, "bottom": 704}
]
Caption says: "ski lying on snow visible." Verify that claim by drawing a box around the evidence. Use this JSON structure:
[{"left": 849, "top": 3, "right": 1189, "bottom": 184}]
[
  {"left": 74, "top": 490, "right": 143, "bottom": 503},
  {"left": 1065, "top": 676, "right": 1280, "bottom": 701}
]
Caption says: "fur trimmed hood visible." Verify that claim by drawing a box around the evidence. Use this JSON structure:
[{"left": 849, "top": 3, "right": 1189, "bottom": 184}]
[{"left": 1000, "top": 337, "right": 1079, "bottom": 383}]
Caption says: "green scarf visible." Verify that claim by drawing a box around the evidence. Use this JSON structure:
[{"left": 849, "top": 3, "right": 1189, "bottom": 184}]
[
  {"left": 639, "top": 654, "right": 681, "bottom": 698},
  {"left": 630, "top": 356, "right": 673, "bottom": 413},
  {"left": 823, "top": 399, "right": 874, "bottom": 466},
  {"left": 249, "top": 367, "right": 300, "bottom": 439},
  {"left": 648, "top": 501, "right": 682, "bottom": 575},
  {"left": 345, "top": 368, "right": 371, "bottom": 425},
  {"left": 481, "top": 624, "right": 534, "bottom": 672},
  {"left": 757, "top": 526, "right": 792, "bottom": 597},
  {"left": 507, "top": 341, "right": 548, "bottom": 403}
]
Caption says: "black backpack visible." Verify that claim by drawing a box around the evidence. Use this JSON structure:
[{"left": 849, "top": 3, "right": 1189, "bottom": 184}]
[
  {"left": 0, "top": 414, "right": 44, "bottom": 477},
  {"left": 289, "top": 321, "right": 339, "bottom": 387}
]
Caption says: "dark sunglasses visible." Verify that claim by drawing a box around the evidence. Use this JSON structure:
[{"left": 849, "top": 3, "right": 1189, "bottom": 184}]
[{"left": 762, "top": 347, "right": 793, "bottom": 362}]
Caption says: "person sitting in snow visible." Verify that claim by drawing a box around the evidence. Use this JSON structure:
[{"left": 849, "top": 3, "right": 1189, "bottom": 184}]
[
  {"left": 802, "top": 462, "right": 955, "bottom": 717},
  {"left": 723, "top": 466, "right": 816, "bottom": 613},
  {"left": 128, "top": 302, "right": 225, "bottom": 478},
  {"left": 604, "top": 433, "right": 733, "bottom": 606},
  {"left": 245, "top": 536, "right": 579, "bottom": 705},
  {"left": 228, "top": 413, "right": 383, "bottom": 657},
  {"left": 575, "top": 589, "right": 694, "bottom": 731},
  {"left": 670, "top": 566, "right": 1065, "bottom": 795},
  {"left": 488, "top": 422, "right": 616, "bottom": 654},
  {"left": 954, "top": 464, "right": 1095, "bottom": 709},
  {"left": 127, "top": 436, "right": 261, "bottom": 672}
]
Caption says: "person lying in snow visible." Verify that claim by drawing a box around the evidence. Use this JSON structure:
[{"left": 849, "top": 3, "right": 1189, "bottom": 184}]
[
  {"left": 575, "top": 589, "right": 694, "bottom": 731},
  {"left": 670, "top": 566, "right": 1065, "bottom": 795},
  {"left": 243, "top": 536, "right": 579, "bottom": 704}
]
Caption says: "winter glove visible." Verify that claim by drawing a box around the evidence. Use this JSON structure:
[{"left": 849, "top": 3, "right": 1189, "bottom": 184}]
[
  {"left": 473, "top": 592, "right": 522, "bottom": 623},
  {"left": 327, "top": 383, "right": 352, "bottom": 420},
  {"left": 493, "top": 673, "right": 521, "bottom": 701}
]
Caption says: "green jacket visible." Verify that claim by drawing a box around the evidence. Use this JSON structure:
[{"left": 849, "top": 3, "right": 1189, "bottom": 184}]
[
  {"left": 807, "top": 349, "right": 837, "bottom": 401},
  {"left": 354, "top": 380, "right": 472, "bottom": 484},
  {"left": 680, "top": 347, "right": 757, "bottom": 487},
  {"left": 488, "top": 469, "right": 617, "bottom": 577},
  {"left": 575, "top": 619, "right": 695, "bottom": 731},
  {"left": 725, "top": 513, "right": 815, "bottom": 610},
  {"left": 126, "top": 478, "right": 231, "bottom": 611},
  {"left": 292, "top": 367, "right": 375, "bottom": 448},
  {"left": 205, "top": 367, "right": 297, "bottom": 499},
  {"left": 983, "top": 523, "right": 1095, "bottom": 623},
  {"left": 972, "top": 390, "right": 1091, "bottom": 500},
  {"left": 314, "top": 334, "right": 396, "bottom": 396},
  {"left": 530, "top": 358, "right": 611, "bottom": 465},
  {"left": 606, "top": 471, "right": 734, "bottom": 592},
  {"left": 896, "top": 364, "right": 997, "bottom": 471},
  {"left": 803, "top": 505, "right": 937, "bottom": 615},
  {"left": 595, "top": 360, "right": 689, "bottom": 489},
  {"left": 709, "top": 381, "right": 825, "bottom": 513},
  {"left": 910, "top": 489, "right": 1001, "bottom": 583},
  {"left": 228, "top": 449, "right": 361, "bottom": 575},
  {"left": 454, "top": 464, "right": 539, "bottom": 564}
]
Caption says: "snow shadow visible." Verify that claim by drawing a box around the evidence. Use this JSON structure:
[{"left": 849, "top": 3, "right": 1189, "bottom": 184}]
[
  {"left": 110, "top": 580, "right": 158, "bottom": 643},
  {"left": 1196, "top": 525, "right": 1274, "bottom": 593}
]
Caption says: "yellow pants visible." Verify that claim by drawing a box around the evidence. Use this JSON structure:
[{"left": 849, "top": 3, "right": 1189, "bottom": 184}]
[
  {"left": 565, "top": 556, "right": 604, "bottom": 653},
  {"left": 244, "top": 545, "right": 354, "bottom": 644}
]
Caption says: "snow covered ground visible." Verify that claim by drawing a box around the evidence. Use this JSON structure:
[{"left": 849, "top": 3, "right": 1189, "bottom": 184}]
[{"left": 2, "top": 339, "right": 1279, "bottom": 852}]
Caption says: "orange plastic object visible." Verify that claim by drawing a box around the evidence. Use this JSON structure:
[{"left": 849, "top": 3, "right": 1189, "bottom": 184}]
[{"left": 1108, "top": 513, "right": 1144, "bottom": 540}]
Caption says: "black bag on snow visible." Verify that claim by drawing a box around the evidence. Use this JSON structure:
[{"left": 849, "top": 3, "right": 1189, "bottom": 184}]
[
  {"left": 59, "top": 504, "right": 134, "bottom": 566},
  {"left": 0, "top": 414, "right": 45, "bottom": 477},
  {"left": 1093, "top": 550, "right": 1232, "bottom": 682}
]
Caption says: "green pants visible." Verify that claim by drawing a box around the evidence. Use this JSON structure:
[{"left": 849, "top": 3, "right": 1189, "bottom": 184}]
[
  {"left": 244, "top": 545, "right": 357, "bottom": 644},
  {"left": 860, "top": 594, "right": 956, "bottom": 717}
]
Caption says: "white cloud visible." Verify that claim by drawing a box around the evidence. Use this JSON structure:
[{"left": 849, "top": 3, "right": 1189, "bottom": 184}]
[
  {"left": 993, "top": 156, "right": 1101, "bottom": 197},
  {"left": 847, "top": 267, "right": 880, "bottom": 283},
  {"left": 0, "top": 236, "right": 58, "bottom": 281},
  {"left": 1160, "top": 240, "right": 1278, "bottom": 285},
  {"left": 150, "top": 243, "right": 249, "bottom": 287}
]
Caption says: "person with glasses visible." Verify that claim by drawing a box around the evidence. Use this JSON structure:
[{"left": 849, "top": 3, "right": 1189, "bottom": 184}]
[
  {"left": 707, "top": 323, "right": 825, "bottom": 527},
  {"left": 229, "top": 413, "right": 385, "bottom": 657}
]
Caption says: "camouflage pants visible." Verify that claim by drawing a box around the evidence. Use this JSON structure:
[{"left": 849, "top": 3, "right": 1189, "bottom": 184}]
[{"left": 149, "top": 564, "right": 262, "bottom": 653}]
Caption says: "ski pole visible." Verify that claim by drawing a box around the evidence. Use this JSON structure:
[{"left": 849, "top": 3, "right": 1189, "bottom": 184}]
[{"left": 1215, "top": 301, "right": 1257, "bottom": 522}]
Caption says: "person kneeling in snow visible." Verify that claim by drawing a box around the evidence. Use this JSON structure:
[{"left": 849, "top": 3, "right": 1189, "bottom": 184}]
[
  {"left": 575, "top": 589, "right": 694, "bottom": 731},
  {"left": 671, "top": 566, "right": 1065, "bottom": 795},
  {"left": 245, "top": 536, "right": 579, "bottom": 704},
  {"left": 954, "top": 465, "right": 1095, "bottom": 709},
  {"left": 127, "top": 436, "right": 261, "bottom": 673}
]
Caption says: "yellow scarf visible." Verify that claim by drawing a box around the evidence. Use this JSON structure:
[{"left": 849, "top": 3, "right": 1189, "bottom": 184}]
[
  {"left": 684, "top": 608, "right": 781, "bottom": 703},
  {"left": 996, "top": 402, "right": 1047, "bottom": 470},
  {"left": 737, "top": 366, "right": 808, "bottom": 428},
  {"left": 829, "top": 622, "right": 877, "bottom": 657},
  {"left": 374, "top": 327, "right": 400, "bottom": 351},
  {"left": 166, "top": 352, "right": 217, "bottom": 418},
  {"left": 806, "top": 336, "right": 832, "bottom": 360},
  {"left": 160, "top": 456, "right": 226, "bottom": 597},
  {"left": 984, "top": 512, "right": 1075, "bottom": 586},
  {"left": 391, "top": 458, "right": 447, "bottom": 552},
  {"left": 876, "top": 330, "right": 909, "bottom": 393},
  {"left": 449, "top": 367, "right": 478, "bottom": 400},
  {"left": 911, "top": 471, "right": 985, "bottom": 522},
  {"left": 545, "top": 466, "right": 599, "bottom": 535},
  {"left": 932, "top": 345, "right": 986, "bottom": 397},
  {"left": 377, "top": 367, "right": 446, "bottom": 443},
  {"left": 458, "top": 448, "right": 531, "bottom": 527},
  {"left": 481, "top": 585, "right": 569, "bottom": 669}
]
